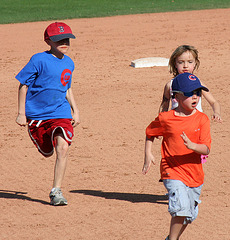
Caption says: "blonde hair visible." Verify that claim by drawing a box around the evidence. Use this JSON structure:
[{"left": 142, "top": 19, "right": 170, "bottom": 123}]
[{"left": 169, "top": 45, "right": 200, "bottom": 77}]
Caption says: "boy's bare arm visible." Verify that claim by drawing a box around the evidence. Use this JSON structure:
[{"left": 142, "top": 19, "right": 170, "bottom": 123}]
[
  {"left": 180, "top": 132, "right": 210, "bottom": 155},
  {"left": 16, "top": 84, "right": 28, "bottom": 126},
  {"left": 66, "top": 88, "right": 80, "bottom": 127},
  {"left": 142, "top": 136, "right": 155, "bottom": 174}
]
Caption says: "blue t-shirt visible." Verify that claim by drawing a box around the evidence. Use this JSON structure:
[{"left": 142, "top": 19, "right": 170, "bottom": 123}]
[{"left": 16, "top": 51, "right": 75, "bottom": 120}]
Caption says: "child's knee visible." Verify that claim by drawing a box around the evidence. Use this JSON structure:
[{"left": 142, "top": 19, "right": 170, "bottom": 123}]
[
  {"left": 55, "top": 138, "right": 69, "bottom": 157},
  {"left": 57, "top": 140, "right": 68, "bottom": 151}
]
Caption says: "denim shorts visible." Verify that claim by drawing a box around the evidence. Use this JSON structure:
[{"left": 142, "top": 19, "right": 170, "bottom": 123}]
[{"left": 163, "top": 179, "right": 203, "bottom": 224}]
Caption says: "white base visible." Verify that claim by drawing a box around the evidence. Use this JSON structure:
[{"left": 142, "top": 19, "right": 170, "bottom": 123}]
[{"left": 131, "top": 57, "right": 169, "bottom": 68}]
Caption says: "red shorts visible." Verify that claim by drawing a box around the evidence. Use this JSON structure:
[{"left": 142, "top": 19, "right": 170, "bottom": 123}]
[{"left": 28, "top": 119, "right": 74, "bottom": 157}]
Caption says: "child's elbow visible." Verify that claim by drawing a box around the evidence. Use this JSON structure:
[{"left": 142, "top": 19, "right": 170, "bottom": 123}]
[{"left": 206, "top": 146, "right": 210, "bottom": 155}]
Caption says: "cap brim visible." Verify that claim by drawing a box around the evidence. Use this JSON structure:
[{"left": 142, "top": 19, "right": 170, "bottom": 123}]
[
  {"left": 172, "top": 86, "right": 209, "bottom": 98},
  {"left": 49, "top": 33, "right": 76, "bottom": 42},
  {"left": 195, "top": 86, "right": 209, "bottom": 92},
  {"left": 172, "top": 86, "right": 209, "bottom": 94}
]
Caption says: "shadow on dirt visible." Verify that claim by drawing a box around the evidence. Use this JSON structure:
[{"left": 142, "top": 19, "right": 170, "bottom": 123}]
[
  {"left": 70, "top": 189, "right": 168, "bottom": 204},
  {"left": 0, "top": 189, "right": 50, "bottom": 205}
]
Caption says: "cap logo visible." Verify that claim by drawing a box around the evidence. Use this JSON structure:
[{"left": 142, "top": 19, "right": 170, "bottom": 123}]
[
  {"left": 58, "top": 26, "right": 65, "bottom": 33},
  {"left": 188, "top": 74, "right": 197, "bottom": 81}
]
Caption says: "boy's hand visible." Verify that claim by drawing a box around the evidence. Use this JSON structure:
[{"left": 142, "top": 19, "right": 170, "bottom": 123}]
[
  {"left": 181, "top": 131, "right": 210, "bottom": 155},
  {"left": 71, "top": 112, "right": 80, "bottom": 127},
  {"left": 142, "top": 153, "right": 155, "bottom": 175},
  {"left": 16, "top": 114, "right": 27, "bottom": 126},
  {"left": 180, "top": 131, "right": 195, "bottom": 150}
]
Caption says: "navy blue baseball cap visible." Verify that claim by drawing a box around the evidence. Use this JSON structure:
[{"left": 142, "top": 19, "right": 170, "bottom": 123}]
[{"left": 172, "top": 73, "right": 209, "bottom": 95}]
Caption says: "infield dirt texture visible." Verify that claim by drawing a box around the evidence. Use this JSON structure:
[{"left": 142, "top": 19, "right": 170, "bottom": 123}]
[{"left": 0, "top": 8, "right": 229, "bottom": 240}]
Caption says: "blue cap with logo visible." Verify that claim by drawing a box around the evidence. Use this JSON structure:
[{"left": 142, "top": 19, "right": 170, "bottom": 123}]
[{"left": 172, "top": 72, "right": 209, "bottom": 95}]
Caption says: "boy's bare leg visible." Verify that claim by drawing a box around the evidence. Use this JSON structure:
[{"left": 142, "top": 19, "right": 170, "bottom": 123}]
[
  {"left": 53, "top": 134, "right": 69, "bottom": 188},
  {"left": 177, "top": 223, "right": 188, "bottom": 239},
  {"left": 169, "top": 216, "right": 186, "bottom": 240}
]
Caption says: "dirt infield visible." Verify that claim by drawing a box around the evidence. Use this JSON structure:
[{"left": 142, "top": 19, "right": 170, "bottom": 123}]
[{"left": 0, "top": 8, "right": 229, "bottom": 240}]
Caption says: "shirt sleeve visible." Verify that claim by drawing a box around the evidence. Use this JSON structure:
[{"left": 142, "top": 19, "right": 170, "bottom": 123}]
[
  {"left": 15, "top": 56, "right": 38, "bottom": 86},
  {"left": 146, "top": 114, "right": 164, "bottom": 138}
]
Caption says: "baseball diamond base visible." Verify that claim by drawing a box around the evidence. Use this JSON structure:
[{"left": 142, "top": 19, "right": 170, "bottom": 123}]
[{"left": 131, "top": 57, "right": 169, "bottom": 68}]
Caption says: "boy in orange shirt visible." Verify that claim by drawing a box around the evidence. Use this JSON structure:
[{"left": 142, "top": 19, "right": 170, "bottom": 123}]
[{"left": 142, "top": 72, "right": 211, "bottom": 240}]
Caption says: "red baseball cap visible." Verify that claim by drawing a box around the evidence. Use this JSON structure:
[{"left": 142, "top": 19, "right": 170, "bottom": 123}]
[{"left": 44, "top": 22, "right": 76, "bottom": 42}]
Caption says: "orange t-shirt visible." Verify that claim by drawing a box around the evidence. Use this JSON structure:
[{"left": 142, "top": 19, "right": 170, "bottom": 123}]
[{"left": 146, "top": 110, "right": 211, "bottom": 187}]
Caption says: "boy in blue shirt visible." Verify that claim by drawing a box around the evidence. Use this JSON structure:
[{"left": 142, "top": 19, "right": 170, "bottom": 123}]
[{"left": 16, "top": 22, "right": 80, "bottom": 206}]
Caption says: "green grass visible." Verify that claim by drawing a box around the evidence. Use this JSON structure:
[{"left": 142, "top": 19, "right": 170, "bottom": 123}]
[{"left": 1, "top": 0, "right": 230, "bottom": 24}]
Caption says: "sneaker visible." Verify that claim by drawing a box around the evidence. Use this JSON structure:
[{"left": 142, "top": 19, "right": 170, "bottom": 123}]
[{"left": 49, "top": 188, "right": 68, "bottom": 206}]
